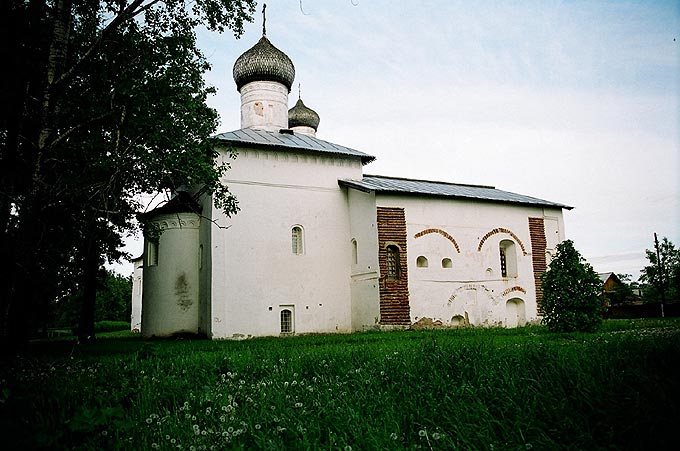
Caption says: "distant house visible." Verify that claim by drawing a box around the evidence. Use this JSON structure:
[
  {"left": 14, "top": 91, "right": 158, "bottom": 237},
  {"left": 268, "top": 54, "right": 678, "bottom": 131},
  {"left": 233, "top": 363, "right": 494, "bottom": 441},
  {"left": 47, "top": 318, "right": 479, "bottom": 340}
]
[
  {"left": 599, "top": 272, "right": 641, "bottom": 306},
  {"left": 599, "top": 272, "right": 623, "bottom": 297}
]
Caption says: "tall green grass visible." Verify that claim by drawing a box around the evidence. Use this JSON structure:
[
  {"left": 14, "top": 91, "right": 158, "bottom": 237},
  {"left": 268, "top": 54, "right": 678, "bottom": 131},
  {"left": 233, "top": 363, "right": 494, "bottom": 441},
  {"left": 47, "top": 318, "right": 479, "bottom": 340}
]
[{"left": 1, "top": 319, "right": 679, "bottom": 450}]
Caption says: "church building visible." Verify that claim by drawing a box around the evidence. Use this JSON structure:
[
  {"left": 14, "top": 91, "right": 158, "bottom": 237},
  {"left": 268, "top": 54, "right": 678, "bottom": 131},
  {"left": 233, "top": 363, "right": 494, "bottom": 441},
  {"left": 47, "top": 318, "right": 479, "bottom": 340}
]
[{"left": 131, "top": 24, "right": 571, "bottom": 339}]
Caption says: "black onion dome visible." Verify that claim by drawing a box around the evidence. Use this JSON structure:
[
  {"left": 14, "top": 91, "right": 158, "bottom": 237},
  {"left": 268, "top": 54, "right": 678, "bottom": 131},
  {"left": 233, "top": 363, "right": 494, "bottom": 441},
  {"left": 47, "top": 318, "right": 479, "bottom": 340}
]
[
  {"left": 233, "top": 36, "right": 295, "bottom": 92},
  {"left": 288, "top": 98, "right": 320, "bottom": 130}
]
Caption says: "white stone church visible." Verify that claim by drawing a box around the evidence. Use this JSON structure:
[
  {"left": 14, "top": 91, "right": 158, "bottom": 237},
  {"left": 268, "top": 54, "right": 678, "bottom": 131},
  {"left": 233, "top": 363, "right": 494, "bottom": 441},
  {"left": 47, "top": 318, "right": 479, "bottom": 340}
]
[{"left": 131, "top": 27, "right": 571, "bottom": 339}]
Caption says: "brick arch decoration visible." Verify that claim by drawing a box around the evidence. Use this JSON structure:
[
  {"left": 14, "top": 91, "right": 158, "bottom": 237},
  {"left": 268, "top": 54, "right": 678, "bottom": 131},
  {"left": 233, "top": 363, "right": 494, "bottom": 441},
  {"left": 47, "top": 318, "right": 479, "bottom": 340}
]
[
  {"left": 477, "top": 228, "right": 528, "bottom": 255},
  {"left": 414, "top": 228, "right": 461, "bottom": 253},
  {"left": 501, "top": 286, "right": 527, "bottom": 297}
]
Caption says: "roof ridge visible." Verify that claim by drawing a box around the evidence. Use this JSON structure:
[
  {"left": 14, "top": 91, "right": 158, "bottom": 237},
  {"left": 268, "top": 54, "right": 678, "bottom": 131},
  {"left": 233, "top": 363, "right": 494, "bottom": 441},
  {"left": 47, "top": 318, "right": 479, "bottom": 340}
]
[{"left": 363, "top": 174, "right": 496, "bottom": 190}]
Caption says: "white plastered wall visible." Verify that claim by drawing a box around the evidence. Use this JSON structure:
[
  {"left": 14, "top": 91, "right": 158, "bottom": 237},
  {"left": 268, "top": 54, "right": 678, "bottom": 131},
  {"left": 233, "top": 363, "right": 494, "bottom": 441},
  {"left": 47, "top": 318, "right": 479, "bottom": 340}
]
[
  {"left": 375, "top": 194, "right": 566, "bottom": 327},
  {"left": 130, "top": 257, "right": 143, "bottom": 333},
  {"left": 347, "top": 188, "right": 380, "bottom": 331},
  {"left": 239, "top": 81, "right": 289, "bottom": 131},
  {"left": 208, "top": 144, "right": 364, "bottom": 339}
]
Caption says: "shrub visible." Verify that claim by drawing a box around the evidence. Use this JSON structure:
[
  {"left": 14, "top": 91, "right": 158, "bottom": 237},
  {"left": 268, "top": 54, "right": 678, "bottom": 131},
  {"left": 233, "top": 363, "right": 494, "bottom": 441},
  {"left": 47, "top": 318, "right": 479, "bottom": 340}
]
[
  {"left": 95, "top": 321, "right": 130, "bottom": 332},
  {"left": 542, "top": 240, "right": 604, "bottom": 332}
]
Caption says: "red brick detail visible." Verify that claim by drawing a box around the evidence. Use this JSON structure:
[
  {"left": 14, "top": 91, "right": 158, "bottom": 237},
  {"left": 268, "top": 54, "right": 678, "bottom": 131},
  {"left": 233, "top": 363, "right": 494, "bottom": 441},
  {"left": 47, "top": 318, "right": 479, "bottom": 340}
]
[
  {"left": 377, "top": 207, "right": 410, "bottom": 325},
  {"left": 501, "top": 286, "right": 527, "bottom": 297},
  {"left": 477, "top": 228, "right": 528, "bottom": 255},
  {"left": 413, "top": 228, "right": 461, "bottom": 253},
  {"left": 528, "top": 217, "right": 547, "bottom": 313}
]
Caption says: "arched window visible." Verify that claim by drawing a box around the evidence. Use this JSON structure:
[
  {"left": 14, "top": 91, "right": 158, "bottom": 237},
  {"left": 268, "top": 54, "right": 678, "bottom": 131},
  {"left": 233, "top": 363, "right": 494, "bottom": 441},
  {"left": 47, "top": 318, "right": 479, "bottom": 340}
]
[
  {"left": 442, "top": 258, "right": 452, "bottom": 268},
  {"left": 386, "top": 245, "right": 401, "bottom": 280},
  {"left": 351, "top": 239, "right": 358, "bottom": 265},
  {"left": 280, "top": 308, "right": 293, "bottom": 334},
  {"left": 499, "top": 240, "right": 518, "bottom": 278},
  {"left": 291, "top": 226, "right": 304, "bottom": 255},
  {"left": 416, "top": 256, "right": 428, "bottom": 268}
]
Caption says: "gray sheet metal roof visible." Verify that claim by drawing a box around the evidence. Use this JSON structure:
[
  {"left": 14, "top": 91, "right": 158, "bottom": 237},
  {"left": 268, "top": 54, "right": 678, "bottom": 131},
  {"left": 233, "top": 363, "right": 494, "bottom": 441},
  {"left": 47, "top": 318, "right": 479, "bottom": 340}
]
[
  {"left": 214, "top": 128, "right": 375, "bottom": 164},
  {"left": 340, "top": 175, "right": 573, "bottom": 210}
]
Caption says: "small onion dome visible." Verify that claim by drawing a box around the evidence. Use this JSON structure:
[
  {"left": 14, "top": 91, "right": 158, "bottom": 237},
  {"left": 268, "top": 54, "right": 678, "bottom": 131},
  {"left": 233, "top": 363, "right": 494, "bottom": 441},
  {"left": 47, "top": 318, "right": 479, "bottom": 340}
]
[
  {"left": 233, "top": 36, "right": 295, "bottom": 92},
  {"left": 288, "top": 98, "right": 320, "bottom": 131}
]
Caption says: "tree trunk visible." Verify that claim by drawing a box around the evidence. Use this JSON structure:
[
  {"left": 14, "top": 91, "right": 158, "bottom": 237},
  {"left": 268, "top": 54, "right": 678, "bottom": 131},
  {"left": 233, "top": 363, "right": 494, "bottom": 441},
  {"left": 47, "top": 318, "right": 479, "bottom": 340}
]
[{"left": 78, "top": 233, "right": 99, "bottom": 343}]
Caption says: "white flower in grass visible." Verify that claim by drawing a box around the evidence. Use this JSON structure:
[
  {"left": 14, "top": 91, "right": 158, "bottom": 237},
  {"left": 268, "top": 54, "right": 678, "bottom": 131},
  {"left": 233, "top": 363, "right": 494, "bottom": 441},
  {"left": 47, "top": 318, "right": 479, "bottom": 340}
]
[
  {"left": 390, "top": 433, "right": 398, "bottom": 440},
  {"left": 151, "top": 443, "right": 159, "bottom": 449},
  {"left": 432, "top": 432, "right": 441, "bottom": 440},
  {"left": 419, "top": 430, "right": 427, "bottom": 437},
  {"left": 345, "top": 446, "right": 353, "bottom": 451},
  {"left": 295, "top": 402, "right": 303, "bottom": 408},
  {"left": 255, "top": 424, "right": 261, "bottom": 430},
  {"left": 145, "top": 418, "right": 153, "bottom": 424}
]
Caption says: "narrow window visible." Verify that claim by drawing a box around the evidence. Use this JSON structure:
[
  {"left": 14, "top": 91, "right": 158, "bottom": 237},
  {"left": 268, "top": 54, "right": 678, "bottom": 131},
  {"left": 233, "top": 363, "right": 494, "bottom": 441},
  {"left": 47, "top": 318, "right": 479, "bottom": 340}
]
[
  {"left": 280, "top": 308, "right": 293, "bottom": 334},
  {"left": 291, "top": 226, "right": 303, "bottom": 255},
  {"left": 147, "top": 241, "right": 158, "bottom": 267},
  {"left": 499, "top": 240, "right": 518, "bottom": 278},
  {"left": 416, "top": 256, "right": 428, "bottom": 268},
  {"left": 442, "top": 258, "right": 452, "bottom": 268},
  {"left": 386, "top": 245, "right": 401, "bottom": 280},
  {"left": 351, "top": 239, "right": 358, "bottom": 265}
]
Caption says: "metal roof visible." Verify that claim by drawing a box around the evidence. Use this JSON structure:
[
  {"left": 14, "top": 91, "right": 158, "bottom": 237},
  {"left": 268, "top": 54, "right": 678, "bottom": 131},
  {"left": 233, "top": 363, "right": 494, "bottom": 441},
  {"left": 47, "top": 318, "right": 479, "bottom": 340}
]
[
  {"left": 213, "top": 128, "right": 376, "bottom": 164},
  {"left": 339, "top": 175, "right": 573, "bottom": 210}
]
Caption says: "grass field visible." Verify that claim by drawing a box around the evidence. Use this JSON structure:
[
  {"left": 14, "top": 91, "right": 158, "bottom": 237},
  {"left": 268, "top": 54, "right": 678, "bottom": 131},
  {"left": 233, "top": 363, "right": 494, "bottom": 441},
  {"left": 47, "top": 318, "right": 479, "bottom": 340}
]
[{"left": 1, "top": 319, "right": 679, "bottom": 450}]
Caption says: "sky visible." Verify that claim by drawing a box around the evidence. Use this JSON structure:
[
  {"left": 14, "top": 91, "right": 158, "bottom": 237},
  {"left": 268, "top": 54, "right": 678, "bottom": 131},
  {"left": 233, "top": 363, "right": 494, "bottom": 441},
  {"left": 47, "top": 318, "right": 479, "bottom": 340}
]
[{"left": 115, "top": 0, "right": 679, "bottom": 280}]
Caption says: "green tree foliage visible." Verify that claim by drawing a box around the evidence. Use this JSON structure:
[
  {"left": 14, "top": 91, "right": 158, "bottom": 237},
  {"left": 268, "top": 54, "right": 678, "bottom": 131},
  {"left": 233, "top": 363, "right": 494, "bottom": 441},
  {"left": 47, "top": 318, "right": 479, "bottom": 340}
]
[
  {"left": 1, "top": 0, "right": 255, "bottom": 345},
  {"left": 640, "top": 237, "right": 680, "bottom": 302},
  {"left": 53, "top": 269, "right": 132, "bottom": 327},
  {"left": 542, "top": 240, "right": 604, "bottom": 332}
]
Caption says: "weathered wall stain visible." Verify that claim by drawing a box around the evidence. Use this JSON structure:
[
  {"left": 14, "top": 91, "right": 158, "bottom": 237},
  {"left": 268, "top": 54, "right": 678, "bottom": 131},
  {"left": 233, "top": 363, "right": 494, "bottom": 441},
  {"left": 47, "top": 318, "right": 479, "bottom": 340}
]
[{"left": 175, "top": 273, "right": 193, "bottom": 311}]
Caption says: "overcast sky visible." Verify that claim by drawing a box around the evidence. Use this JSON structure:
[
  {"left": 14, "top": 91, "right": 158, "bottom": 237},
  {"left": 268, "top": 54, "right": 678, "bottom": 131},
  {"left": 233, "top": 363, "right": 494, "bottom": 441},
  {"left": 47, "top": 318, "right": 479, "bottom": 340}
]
[{"left": 117, "top": 0, "right": 679, "bottom": 280}]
